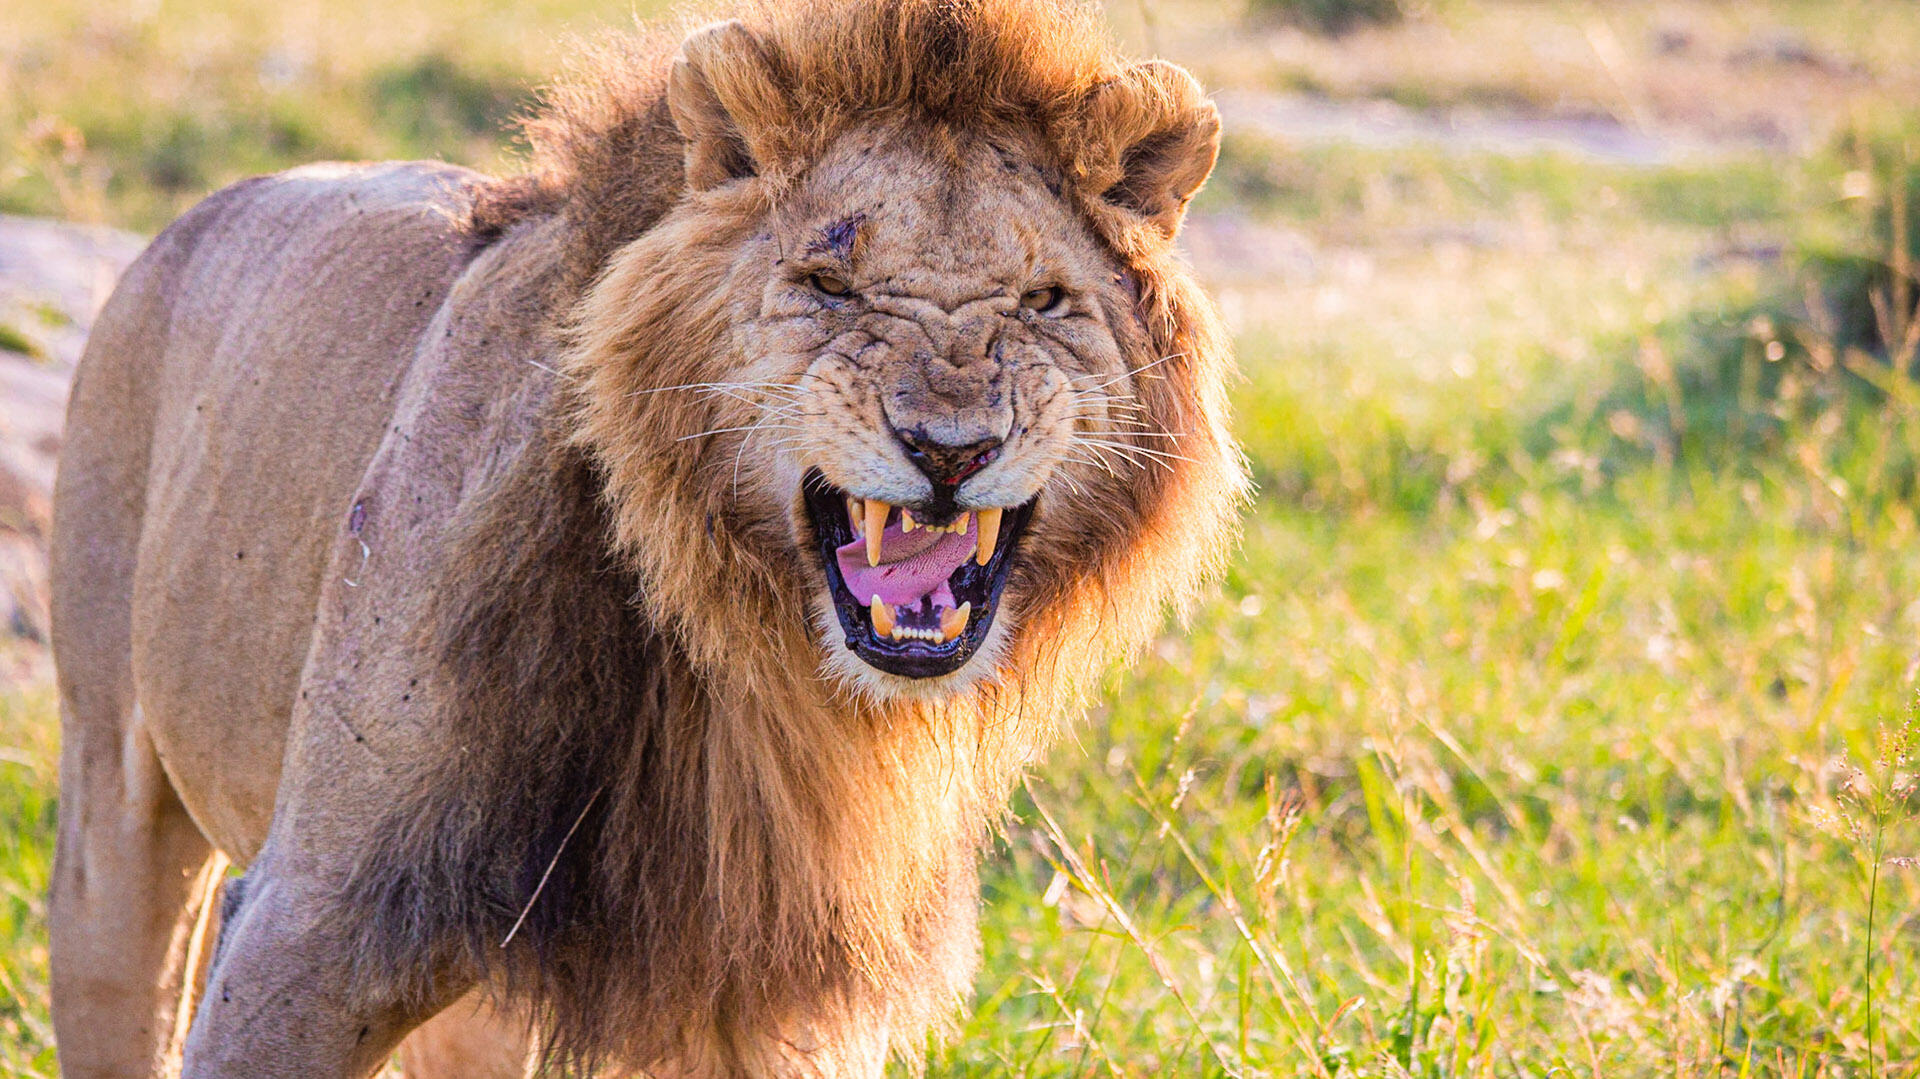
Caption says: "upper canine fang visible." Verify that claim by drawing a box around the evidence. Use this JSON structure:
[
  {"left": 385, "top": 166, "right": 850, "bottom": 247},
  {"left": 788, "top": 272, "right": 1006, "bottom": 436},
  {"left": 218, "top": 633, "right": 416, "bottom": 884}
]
[
  {"left": 864, "top": 500, "right": 889, "bottom": 566},
  {"left": 975, "top": 508, "right": 1003, "bottom": 565}
]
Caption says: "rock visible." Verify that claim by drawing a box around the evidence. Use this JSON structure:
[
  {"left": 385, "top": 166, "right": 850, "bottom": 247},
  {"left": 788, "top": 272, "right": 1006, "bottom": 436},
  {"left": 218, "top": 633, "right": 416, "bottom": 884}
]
[{"left": 0, "top": 216, "right": 145, "bottom": 658}]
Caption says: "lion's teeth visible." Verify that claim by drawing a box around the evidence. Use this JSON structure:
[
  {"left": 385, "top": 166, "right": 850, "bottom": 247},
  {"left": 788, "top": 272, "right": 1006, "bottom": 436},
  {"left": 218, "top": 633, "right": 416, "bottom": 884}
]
[
  {"left": 864, "top": 500, "right": 889, "bottom": 566},
  {"left": 902, "top": 510, "right": 917, "bottom": 533},
  {"left": 975, "top": 508, "right": 1003, "bottom": 565},
  {"left": 869, "top": 594, "right": 895, "bottom": 637},
  {"left": 847, "top": 496, "right": 863, "bottom": 538},
  {"left": 940, "top": 602, "right": 971, "bottom": 642},
  {"left": 953, "top": 512, "right": 971, "bottom": 535}
]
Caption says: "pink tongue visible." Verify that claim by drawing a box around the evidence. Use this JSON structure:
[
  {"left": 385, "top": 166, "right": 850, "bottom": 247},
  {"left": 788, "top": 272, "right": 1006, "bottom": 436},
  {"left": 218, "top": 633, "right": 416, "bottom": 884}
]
[{"left": 835, "top": 517, "right": 977, "bottom": 608}]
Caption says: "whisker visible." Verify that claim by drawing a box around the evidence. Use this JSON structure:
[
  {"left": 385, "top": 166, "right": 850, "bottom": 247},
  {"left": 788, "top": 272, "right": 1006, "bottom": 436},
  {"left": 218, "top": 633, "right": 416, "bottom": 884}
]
[
  {"left": 729, "top": 414, "right": 810, "bottom": 493},
  {"left": 1050, "top": 468, "right": 1091, "bottom": 498},
  {"left": 1077, "top": 427, "right": 1188, "bottom": 440},
  {"left": 1071, "top": 352, "right": 1186, "bottom": 391},
  {"left": 1067, "top": 395, "right": 1136, "bottom": 410},
  {"left": 697, "top": 389, "right": 803, "bottom": 412},
  {"left": 1066, "top": 443, "right": 1125, "bottom": 478},
  {"left": 1069, "top": 440, "right": 1186, "bottom": 473},
  {"left": 679, "top": 424, "right": 802, "bottom": 442},
  {"left": 1062, "top": 413, "right": 1154, "bottom": 428},
  {"left": 524, "top": 358, "right": 575, "bottom": 381},
  {"left": 1071, "top": 387, "right": 1146, "bottom": 401},
  {"left": 629, "top": 379, "right": 810, "bottom": 400},
  {"left": 1074, "top": 438, "right": 1197, "bottom": 464}
]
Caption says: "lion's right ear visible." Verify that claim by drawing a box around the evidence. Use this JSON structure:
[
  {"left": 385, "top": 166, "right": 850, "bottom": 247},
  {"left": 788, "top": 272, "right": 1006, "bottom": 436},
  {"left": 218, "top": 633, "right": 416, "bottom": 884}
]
[{"left": 668, "top": 20, "right": 789, "bottom": 190}]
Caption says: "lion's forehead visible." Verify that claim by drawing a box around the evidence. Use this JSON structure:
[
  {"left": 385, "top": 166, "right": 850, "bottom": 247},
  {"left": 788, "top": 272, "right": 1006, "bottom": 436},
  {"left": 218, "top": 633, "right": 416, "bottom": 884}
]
[{"left": 793, "top": 131, "right": 1106, "bottom": 287}]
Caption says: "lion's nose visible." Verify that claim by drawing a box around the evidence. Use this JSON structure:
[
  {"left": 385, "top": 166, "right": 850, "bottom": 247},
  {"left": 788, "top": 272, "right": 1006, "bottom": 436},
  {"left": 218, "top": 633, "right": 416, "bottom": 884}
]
[{"left": 893, "top": 427, "right": 1003, "bottom": 489}]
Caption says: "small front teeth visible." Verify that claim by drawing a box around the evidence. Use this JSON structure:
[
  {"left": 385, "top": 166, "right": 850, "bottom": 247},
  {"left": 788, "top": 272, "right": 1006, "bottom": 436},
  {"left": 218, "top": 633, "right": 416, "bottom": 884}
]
[
  {"left": 853, "top": 500, "right": 978, "bottom": 563},
  {"left": 866, "top": 598, "right": 972, "bottom": 643},
  {"left": 902, "top": 510, "right": 970, "bottom": 535}
]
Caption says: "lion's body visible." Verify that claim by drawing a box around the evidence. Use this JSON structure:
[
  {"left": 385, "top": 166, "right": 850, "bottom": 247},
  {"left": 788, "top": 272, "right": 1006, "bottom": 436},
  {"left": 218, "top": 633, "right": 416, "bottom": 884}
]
[
  {"left": 48, "top": 2, "right": 1244, "bottom": 1076},
  {"left": 51, "top": 161, "right": 559, "bottom": 1075}
]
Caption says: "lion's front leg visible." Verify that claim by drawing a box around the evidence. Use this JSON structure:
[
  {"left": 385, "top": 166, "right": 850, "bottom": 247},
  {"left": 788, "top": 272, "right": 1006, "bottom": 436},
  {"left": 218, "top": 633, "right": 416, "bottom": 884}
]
[
  {"left": 179, "top": 853, "right": 469, "bottom": 1079},
  {"left": 394, "top": 991, "right": 535, "bottom": 1079}
]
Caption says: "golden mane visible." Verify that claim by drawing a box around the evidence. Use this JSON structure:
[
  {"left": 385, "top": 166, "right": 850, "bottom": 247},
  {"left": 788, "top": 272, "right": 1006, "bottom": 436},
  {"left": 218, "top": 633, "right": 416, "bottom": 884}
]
[
  {"left": 484, "top": 0, "right": 1208, "bottom": 285},
  {"left": 346, "top": 0, "right": 1244, "bottom": 1072}
]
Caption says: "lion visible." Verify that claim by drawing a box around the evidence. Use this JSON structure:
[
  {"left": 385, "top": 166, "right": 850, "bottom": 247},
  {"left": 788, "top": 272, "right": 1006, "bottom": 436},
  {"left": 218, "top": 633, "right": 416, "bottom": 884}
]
[{"left": 46, "top": 0, "right": 1244, "bottom": 1075}]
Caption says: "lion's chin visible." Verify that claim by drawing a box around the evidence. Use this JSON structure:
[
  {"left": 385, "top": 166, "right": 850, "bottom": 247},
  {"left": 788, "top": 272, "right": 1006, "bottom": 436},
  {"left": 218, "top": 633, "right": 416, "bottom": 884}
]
[
  {"left": 801, "top": 469, "right": 1034, "bottom": 680},
  {"left": 817, "top": 600, "right": 1020, "bottom": 701}
]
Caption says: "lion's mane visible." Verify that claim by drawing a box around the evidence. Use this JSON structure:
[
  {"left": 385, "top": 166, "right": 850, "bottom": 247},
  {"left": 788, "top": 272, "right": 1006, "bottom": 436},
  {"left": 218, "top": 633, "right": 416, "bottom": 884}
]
[{"left": 344, "top": 0, "right": 1244, "bottom": 1071}]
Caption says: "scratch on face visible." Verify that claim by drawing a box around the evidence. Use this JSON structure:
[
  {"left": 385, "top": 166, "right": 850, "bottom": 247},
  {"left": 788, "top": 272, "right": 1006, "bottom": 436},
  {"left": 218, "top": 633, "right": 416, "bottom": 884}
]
[{"left": 807, "top": 213, "right": 868, "bottom": 260}]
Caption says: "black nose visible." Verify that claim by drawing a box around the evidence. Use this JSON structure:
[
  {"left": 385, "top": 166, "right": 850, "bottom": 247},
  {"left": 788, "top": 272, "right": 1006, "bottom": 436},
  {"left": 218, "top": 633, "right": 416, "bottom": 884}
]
[{"left": 894, "top": 428, "right": 1002, "bottom": 488}]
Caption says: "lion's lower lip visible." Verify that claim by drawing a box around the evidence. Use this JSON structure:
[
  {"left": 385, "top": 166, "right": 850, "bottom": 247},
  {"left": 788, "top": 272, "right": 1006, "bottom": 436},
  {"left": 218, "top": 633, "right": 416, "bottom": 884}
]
[{"left": 800, "top": 470, "right": 1032, "bottom": 678}]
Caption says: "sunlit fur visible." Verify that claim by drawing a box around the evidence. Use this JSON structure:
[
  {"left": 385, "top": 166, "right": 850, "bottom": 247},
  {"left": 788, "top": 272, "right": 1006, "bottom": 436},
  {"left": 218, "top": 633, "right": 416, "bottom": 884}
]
[{"left": 347, "top": 0, "right": 1245, "bottom": 1072}]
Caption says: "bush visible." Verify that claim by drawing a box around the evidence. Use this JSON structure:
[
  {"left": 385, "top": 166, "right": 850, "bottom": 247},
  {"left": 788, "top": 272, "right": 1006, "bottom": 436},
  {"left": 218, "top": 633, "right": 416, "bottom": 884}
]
[
  {"left": 1799, "top": 122, "right": 1920, "bottom": 365},
  {"left": 1248, "top": 0, "right": 1407, "bottom": 35}
]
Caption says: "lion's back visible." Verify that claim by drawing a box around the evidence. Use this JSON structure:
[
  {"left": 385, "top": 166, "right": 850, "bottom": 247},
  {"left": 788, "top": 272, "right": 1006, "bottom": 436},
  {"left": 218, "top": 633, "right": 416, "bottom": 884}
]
[{"left": 52, "top": 160, "right": 495, "bottom": 856}]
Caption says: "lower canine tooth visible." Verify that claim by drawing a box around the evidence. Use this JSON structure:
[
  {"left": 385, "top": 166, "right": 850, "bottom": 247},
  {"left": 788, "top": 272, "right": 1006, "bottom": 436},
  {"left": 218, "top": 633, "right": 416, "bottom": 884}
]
[
  {"left": 940, "top": 602, "right": 971, "bottom": 642},
  {"left": 975, "top": 508, "right": 1003, "bottom": 565},
  {"left": 869, "top": 595, "right": 895, "bottom": 637}
]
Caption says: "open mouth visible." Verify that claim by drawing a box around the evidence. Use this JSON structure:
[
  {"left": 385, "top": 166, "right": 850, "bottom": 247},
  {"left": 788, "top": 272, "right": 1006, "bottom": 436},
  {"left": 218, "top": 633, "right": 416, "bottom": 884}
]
[{"left": 802, "top": 469, "right": 1035, "bottom": 678}]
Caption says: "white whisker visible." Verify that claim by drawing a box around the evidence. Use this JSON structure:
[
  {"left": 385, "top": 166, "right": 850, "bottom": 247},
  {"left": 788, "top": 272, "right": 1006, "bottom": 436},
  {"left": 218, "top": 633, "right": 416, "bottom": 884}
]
[
  {"left": 1050, "top": 468, "right": 1091, "bottom": 498},
  {"left": 1077, "top": 427, "right": 1188, "bottom": 440},
  {"left": 679, "top": 423, "right": 801, "bottom": 442},
  {"left": 1067, "top": 443, "right": 1125, "bottom": 477},
  {"left": 524, "top": 358, "right": 575, "bottom": 381},
  {"left": 1075, "top": 437, "right": 1196, "bottom": 461},
  {"left": 1062, "top": 413, "right": 1155, "bottom": 429},
  {"left": 1071, "top": 352, "right": 1186, "bottom": 392},
  {"left": 629, "top": 378, "right": 810, "bottom": 400},
  {"left": 698, "top": 389, "right": 802, "bottom": 412}
]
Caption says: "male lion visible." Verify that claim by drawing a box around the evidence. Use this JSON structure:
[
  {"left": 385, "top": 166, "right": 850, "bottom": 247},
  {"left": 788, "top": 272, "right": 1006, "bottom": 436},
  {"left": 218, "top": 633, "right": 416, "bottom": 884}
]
[{"left": 47, "top": 0, "right": 1243, "bottom": 1075}]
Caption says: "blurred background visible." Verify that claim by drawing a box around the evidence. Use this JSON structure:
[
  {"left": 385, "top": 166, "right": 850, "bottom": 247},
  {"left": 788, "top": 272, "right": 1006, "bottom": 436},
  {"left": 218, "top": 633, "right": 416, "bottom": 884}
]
[{"left": 5, "top": 0, "right": 1920, "bottom": 1075}]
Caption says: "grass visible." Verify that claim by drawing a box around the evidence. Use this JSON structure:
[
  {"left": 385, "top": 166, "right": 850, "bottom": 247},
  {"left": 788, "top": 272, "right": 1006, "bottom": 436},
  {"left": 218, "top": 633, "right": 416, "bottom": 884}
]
[
  {"left": 0, "top": 684, "right": 57, "bottom": 1079},
  {"left": 7, "top": 0, "right": 1920, "bottom": 1076}
]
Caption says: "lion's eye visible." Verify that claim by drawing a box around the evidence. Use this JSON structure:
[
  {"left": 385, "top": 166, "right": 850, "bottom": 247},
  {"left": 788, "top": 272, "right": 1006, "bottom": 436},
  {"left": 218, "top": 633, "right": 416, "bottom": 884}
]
[
  {"left": 1020, "top": 285, "right": 1066, "bottom": 316},
  {"left": 809, "top": 273, "right": 853, "bottom": 298}
]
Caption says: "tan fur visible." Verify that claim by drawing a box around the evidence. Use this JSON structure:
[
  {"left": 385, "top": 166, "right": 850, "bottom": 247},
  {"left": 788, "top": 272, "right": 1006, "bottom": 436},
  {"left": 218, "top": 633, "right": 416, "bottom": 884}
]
[{"left": 48, "top": 2, "right": 1243, "bottom": 1076}]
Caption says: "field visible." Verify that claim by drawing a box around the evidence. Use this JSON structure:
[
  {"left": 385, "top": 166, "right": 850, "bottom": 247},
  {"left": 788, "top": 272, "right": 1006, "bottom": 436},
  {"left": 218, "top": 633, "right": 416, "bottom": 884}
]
[{"left": 5, "top": 0, "right": 1920, "bottom": 1075}]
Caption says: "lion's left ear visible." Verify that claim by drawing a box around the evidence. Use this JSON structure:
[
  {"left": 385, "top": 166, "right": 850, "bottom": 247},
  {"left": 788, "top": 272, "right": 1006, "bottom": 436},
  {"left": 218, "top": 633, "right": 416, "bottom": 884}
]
[{"left": 1074, "top": 61, "right": 1221, "bottom": 241}]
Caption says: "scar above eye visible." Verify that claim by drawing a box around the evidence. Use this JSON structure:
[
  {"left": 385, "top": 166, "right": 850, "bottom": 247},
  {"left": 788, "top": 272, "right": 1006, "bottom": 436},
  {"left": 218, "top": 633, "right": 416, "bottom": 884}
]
[{"left": 806, "top": 213, "right": 868, "bottom": 259}]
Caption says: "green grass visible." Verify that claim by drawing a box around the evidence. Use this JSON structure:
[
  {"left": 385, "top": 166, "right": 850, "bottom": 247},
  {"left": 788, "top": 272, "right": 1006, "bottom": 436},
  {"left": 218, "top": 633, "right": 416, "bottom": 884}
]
[
  {"left": 0, "top": 0, "right": 673, "bottom": 230},
  {"left": 8, "top": 0, "right": 1920, "bottom": 1075},
  {"left": 0, "top": 685, "right": 57, "bottom": 1079}
]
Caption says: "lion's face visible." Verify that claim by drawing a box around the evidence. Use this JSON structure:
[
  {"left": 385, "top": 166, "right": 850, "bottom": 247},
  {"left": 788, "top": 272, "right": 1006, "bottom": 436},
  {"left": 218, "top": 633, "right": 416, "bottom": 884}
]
[
  {"left": 570, "top": 20, "right": 1234, "bottom": 703},
  {"left": 702, "top": 129, "right": 1143, "bottom": 685}
]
